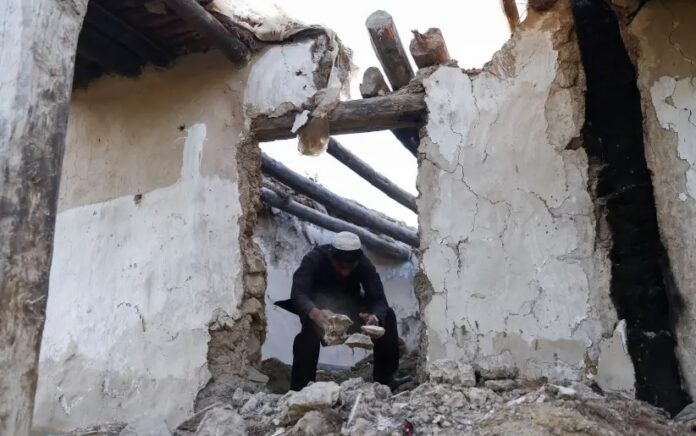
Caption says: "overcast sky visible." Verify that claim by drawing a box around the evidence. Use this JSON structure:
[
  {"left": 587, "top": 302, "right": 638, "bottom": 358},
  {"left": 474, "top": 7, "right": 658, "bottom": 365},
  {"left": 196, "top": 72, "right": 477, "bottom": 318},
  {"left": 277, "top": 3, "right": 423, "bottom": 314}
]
[{"left": 261, "top": 1, "right": 527, "bottom": 227}]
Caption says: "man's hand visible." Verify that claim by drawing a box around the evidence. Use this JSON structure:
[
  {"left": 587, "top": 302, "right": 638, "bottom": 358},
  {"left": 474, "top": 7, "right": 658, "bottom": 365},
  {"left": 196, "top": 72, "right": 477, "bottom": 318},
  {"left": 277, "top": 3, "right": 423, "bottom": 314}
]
[
  {"left": 360, "top": 312, "right": 379, "bottom": 326},
  {"left": 309, "top": 308, "right": 335, "bottom": 329}
]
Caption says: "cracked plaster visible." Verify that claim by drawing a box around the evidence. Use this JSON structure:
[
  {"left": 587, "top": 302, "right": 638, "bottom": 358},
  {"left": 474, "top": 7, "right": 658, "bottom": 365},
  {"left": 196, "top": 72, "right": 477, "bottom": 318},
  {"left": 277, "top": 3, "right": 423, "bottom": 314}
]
[
  {"left": 417, "top": 3, "right": 619, "bottom": 383},
  {"left": 628, "top": 0, "right": 696, "bottom": 399}
]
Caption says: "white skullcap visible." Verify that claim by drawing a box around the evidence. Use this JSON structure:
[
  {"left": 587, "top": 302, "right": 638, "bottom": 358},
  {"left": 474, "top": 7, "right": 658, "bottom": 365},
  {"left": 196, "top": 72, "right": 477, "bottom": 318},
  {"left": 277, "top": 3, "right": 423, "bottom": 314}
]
[{"left": 332, "top": 231, "right": 362, "bottom": 251}]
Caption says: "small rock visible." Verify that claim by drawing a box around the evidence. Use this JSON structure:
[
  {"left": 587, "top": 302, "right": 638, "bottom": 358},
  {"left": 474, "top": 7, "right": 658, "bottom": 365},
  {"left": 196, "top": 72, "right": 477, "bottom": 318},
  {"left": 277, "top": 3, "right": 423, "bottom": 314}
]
[
  {"left": 346, "top": 417, "right": 378, "bottom": 436},
  {"left": 323, "top": 314, "right": 353, "bottom": 346},
  {"left": 361, "top": 325, "right": 385, "bottom": 339},
  {"left": 345, "top": 333, "right": 374, "bottom": 350},
  {"left": 484, "top": 379, "right": 517, "bottom": 392},
  {"left": 477, "top": 366, "right": 519, "bottom": 380},
  {"left": 675, "top": 402, "right": 696, "bottom": 423},
  {"left": 465, "top": 387, "right": 496, "bottom": 408},
  {"left": 119, "top": 416, "right": 171, "bottom": 436},
  {"left": 287, "top": 381, "right": 340, "bottom": 423},
  {"left": 286, "top": 409, "right": 341, "bottom": 435},
  {"left": 194, "top": 405, "right": 246, "bottom": 436},
  {"left": 67, "top": 423, "right": 127, "bottom": 436},
  {"left": 429, "top": 359, "right": 476, "bottom": 386}
]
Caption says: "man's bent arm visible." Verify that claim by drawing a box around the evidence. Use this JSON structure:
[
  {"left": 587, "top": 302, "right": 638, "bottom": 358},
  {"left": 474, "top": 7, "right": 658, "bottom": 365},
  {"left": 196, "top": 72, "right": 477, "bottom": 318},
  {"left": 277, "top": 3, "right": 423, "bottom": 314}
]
[{"left": 291, "top": 250, "right": 321, "bottom": 318}]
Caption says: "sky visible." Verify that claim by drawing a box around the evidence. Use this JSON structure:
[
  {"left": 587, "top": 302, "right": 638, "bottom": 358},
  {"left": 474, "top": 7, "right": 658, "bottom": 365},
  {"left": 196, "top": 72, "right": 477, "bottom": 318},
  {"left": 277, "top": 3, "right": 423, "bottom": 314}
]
[{"left": 261, "top": 1, "right": 528, "bottom": 227}]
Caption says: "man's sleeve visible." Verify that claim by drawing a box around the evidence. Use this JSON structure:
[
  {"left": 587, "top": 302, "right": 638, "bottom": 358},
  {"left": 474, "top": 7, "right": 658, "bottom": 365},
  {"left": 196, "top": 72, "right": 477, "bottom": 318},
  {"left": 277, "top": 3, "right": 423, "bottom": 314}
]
[
  {"left": 360, "top": 257, "right": 389, "bottom": 324},
  {"left": 291, "top": 250, "right": 320, "bottom": 318}
]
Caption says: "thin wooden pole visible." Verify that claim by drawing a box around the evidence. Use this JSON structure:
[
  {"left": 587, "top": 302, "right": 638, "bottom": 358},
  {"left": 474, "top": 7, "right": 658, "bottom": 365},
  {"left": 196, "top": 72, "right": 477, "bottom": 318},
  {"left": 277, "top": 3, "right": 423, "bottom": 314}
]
[
  {"left": 261, "top": 188, "right": 412, "bottom": 260},
  {"left": 326, "top": 138, "right": 417, "bottom": 213}
]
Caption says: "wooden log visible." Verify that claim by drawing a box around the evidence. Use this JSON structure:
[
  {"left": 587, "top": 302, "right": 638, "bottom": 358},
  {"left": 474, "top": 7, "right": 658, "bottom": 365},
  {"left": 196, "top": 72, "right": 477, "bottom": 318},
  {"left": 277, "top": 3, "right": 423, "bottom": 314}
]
[
  {"left": 261, "top": 154, "right": 418, "bottom": 246},
  {"left": 162, "top": 0, "right": 250, "bottom": 63},
  {"left": 409, "top": 28, "right": 450, "bottom": 69},
  {"left": 326, "top": 138, "right": 417, "bottom": 213},
  {"left": 0, "top": 1, "right": 88, "bottom": 434},
  {"left": 251, "top": 92, "right": 426, "bottom": 142},
  {"left": 261, "top": 188, "right": 412, "bottom": 260},
  {"left": 359, "top": 66, "right": 391, "bottom": 98},
  {"left": 85, "top": 2, "right": 171, "bottom": 67},
  {"left": 500, "top": 0, "right": 521, "bottom": 32},
  {"left": 77, "top": 24, "right": 144, "bottom": 76},
  {"left": 365, "top": 10, "right": 414, "bottom": 91},
  {"left": 358, "top": 67, "right": 420, "bottom": 156}
]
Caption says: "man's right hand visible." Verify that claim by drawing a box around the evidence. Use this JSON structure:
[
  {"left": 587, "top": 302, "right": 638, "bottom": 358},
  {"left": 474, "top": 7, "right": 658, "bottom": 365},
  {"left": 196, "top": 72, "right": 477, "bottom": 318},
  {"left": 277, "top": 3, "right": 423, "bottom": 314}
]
[{"left": 308, "top": 308, "right": 335, "bottom": 329}]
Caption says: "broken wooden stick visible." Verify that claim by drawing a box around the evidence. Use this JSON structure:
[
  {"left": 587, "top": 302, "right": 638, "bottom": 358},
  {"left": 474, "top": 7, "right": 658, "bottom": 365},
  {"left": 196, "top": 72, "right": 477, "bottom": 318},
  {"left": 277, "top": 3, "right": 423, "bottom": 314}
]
[
  {"left": 261, "top": 153, "right": 418, "bottom": 246},
  {"left": 409, "top": 28, "right": 450, "bottom": 69},
  {"left": 163, "top": 0, "right": 250, "bottom": 63},
  {"left": 250, "top": 93, "right": 426, "bottom": 142},
  {"left": 365, "top": 10, "right": 415, "bottom": 91},
  {"left": 326, "top": 138, "right": 417, "bottom": 213},
  {"left": 365, "top": 11, "right": 421, "bottom": 156},
  {"left": 261, "top": 188, "right": 412, "bottom": 260},
  {"left": 359, "top": 67, "right": 391, "bottom": 98},
  {"left": 500, "top": 0, "right": 521, "bottom": 33}
]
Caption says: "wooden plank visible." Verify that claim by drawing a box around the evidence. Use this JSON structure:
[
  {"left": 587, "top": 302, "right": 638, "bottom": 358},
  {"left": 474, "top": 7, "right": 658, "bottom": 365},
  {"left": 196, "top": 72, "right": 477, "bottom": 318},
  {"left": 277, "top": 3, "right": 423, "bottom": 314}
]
[
  {"left": 261, "top": 188, "right": 412, "bottom": 260},
  {"left": 365, "top": 10, "right": 414, "bottom": 91},
  {"left": 0, "top": 1, "right": 88, "bottom": 434},
  {"left": 261, "top": 154, "right": 418, "bottom": 246},
  {"left": 326, "top": 138, "right": 417, "bottom": 213},
  {"left": 409, "top": 28, "right": 450, "bottom": 69},
  {"left": 251, "top": 92, "right": 426, "bottom": 142},
  {"left": 500, "top": 0, "right": 521, "bottom": 32},
  {"left": 162, "top": 0, "right": 250, "bottom": 63},
  {"left": 85, "top": 2, "right": 171, "bottom": 67}
]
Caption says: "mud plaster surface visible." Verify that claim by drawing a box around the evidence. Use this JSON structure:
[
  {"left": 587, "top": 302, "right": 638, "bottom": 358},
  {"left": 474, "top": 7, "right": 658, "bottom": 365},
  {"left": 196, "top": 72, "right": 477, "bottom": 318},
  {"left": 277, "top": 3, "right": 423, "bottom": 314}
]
[
  {"left": 417, "top": 4, "right": 622, "bottom": 383},
  {"left": 628, "top": 0, "right": 696, "bottom": 399},
  {"left": 34, "top": 54, "right": 253, "bottom": 432}
]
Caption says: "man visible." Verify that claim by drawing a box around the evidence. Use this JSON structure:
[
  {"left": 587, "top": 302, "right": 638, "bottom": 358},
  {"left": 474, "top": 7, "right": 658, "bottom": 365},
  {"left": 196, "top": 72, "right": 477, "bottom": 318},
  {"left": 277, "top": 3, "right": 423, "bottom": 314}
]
[{"left": 283, "top": 231, "right": 402, "bottom": 391}]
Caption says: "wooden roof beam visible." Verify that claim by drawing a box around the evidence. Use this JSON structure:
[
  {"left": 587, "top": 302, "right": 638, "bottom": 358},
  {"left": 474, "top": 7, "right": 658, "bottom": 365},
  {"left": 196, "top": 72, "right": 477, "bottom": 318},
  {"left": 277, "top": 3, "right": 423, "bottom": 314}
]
[
  {"left": 365, "top": 11, "right": 421, "bottom": 156},
  {"left": 326, "top": 138, "right": 417, "bottom": 213},
  {"left": 261, "top": 188, "right": 412, "bottom": 260},
  {"left": 261, "top": 153, "right": 418, "bottom": 246},
  {"left": 251, "top": 92, "right": 426, "bottom": 142},
  {"left": 84, "top": 2, "right": 171, "bottom": 67},
  {"left": 162, "top": 0, "right": 250, "bottom": 63}
]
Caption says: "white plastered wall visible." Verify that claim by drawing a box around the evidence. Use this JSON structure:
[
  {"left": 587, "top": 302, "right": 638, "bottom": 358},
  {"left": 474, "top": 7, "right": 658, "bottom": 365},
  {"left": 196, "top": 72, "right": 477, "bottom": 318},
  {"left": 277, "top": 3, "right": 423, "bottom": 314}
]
[
  {"left": 33, "top": 35, "right": 332, "bottom": 432},
  {"left": 417, "top": 4, "right": 624, "bottom": 384},
  {"left": 628, "top": 0, "right": 696, "bottom": 399},
  {"left": 256, "top": 210, "right": 419, "bottom": 367}
]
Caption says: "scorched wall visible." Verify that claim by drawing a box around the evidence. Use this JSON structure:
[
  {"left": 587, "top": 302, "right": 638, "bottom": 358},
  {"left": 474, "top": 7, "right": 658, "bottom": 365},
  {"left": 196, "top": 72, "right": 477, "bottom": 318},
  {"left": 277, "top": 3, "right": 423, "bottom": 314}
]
[{"left": 627, "top": 0, "right": 696, "bottom": 399}]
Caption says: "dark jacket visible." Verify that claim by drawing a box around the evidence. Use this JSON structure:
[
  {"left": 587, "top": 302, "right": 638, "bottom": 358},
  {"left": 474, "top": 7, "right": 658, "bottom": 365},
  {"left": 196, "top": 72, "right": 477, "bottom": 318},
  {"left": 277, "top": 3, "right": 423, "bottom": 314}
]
[{"left": 290, "top": 245, "right": 390, "bottom": 323}]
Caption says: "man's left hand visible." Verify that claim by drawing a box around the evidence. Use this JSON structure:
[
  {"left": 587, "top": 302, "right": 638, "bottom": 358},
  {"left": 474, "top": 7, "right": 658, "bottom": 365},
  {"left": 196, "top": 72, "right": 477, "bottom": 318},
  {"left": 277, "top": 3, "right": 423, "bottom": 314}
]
[{"left": 359, "top": 312, "right": 379, "bottom": 326}]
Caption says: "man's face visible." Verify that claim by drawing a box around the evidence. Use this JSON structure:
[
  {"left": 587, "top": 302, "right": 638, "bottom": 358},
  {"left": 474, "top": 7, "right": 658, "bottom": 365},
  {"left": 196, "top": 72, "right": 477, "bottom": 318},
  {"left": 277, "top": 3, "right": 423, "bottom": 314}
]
[{"left": 331, "top": 259, "right": 357, "bottom": 278}]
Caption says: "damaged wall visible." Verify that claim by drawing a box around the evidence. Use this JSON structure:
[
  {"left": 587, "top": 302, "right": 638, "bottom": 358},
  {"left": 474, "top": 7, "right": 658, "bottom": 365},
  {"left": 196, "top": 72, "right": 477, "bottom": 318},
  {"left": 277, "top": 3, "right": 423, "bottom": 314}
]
[
  {"left": 32, "top": 52, "right": 259, "bottom": 432},
  {"left": 626, "top": 0, "right": 696, "bottom": 400},
  {"left": 417, "top": 1, "right": 627, "bottom": 384},
  {"left": 255, "top": 208, "right": 420, "bottom": 367},
  {"left": 33, "top": 28, "right": 349, "bottom": 431}
]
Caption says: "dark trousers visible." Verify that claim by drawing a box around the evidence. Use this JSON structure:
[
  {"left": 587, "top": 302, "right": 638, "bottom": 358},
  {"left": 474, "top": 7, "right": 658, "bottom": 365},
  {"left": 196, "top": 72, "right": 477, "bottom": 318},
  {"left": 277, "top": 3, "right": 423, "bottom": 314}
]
[{"left": 290, "top": 307, "right": 400, "bottom": 391}]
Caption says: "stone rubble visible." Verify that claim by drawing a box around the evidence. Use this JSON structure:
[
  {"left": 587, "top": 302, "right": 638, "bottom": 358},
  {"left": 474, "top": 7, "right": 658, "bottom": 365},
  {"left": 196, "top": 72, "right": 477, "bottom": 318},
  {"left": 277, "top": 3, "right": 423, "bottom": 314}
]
[
  {"left": 59, "top": 359, "right": 691, "bottom": 436},
  {"left": 171, "top": 359, "right": 688, "bottom": 436},
  {"left": 345, "top": 333, "right": 374, "bottom": 350}
]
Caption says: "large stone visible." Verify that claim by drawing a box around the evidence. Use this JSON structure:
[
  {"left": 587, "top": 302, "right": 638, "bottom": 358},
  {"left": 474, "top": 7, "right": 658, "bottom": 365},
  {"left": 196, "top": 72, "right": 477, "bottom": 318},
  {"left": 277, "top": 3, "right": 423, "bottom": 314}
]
[
  {"left": 323, "top": 314, "right": 353, "bottom": 346},
  {"left": 345, "top": 333, "right": 374, "bottom": 350},
  {"left": 194, "top": 406, "right": 246, "bottom": 436},
  {"left": 287, "top": 381, "right": 340, "bottom": 423},
  {"left": 286, "top": 409, "right": 342, "bottom": 435},
  {"left": 361, "top": 325, "right": 385, "bottom": 339},
  {"left": 428, "top": 359, "right": 476, "bottom": 386}
]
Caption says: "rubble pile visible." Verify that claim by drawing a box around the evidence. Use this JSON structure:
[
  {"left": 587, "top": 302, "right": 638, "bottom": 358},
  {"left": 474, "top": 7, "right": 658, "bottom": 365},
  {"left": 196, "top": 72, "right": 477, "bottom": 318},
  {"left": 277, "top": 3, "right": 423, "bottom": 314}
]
[
  {"left": 172, "top": 359, "right": 688, "bottom": 436},
  {"left": 60, "top": 358, "right": 692, "bottom": 435}
]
